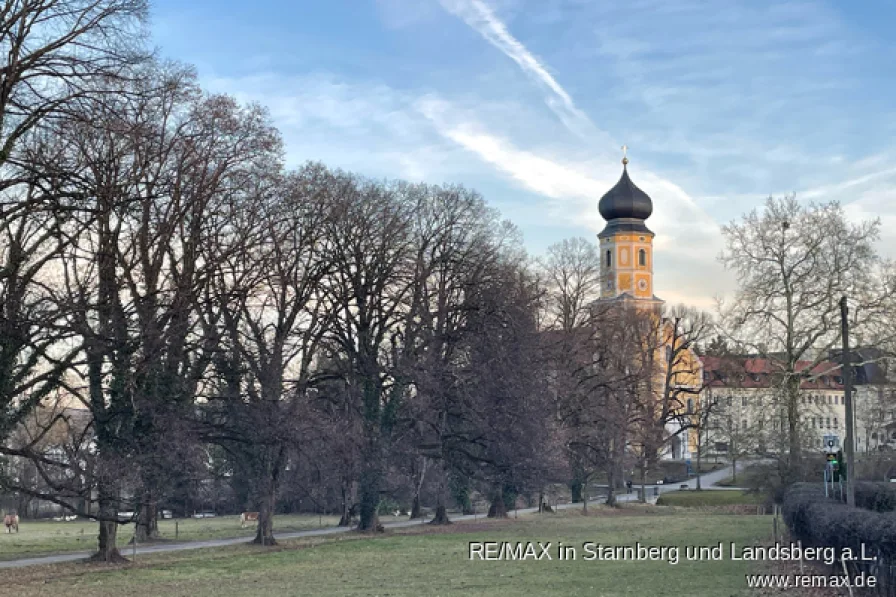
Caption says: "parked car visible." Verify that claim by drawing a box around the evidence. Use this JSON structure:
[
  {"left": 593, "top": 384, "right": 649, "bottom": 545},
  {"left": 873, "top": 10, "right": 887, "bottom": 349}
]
[{"left": 160, "top": 510, "right": 173, "bottom": 519}]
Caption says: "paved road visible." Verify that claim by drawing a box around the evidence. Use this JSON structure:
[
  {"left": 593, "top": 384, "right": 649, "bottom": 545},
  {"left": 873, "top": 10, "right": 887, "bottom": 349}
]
[{"left": 0, "top": 462, "right": 749, "bottom": 569}]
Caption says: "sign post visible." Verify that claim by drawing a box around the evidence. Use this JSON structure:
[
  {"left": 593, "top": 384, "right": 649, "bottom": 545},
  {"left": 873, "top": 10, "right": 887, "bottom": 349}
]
[{"left": 840, "top": 296, "right": 856, "bottom": 508}]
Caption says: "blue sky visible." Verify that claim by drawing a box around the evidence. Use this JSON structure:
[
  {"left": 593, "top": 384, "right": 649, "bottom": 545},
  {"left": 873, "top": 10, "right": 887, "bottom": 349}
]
[{"left": 150, "top": 0, "right": 896, "bottom": 308}]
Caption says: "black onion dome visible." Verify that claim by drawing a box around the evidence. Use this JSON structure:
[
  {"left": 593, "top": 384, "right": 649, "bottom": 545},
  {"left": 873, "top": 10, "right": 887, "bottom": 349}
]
[
  {"left": 599, "top": 165, "right": 653, "bottom": 221},
  {"left": 598, "top": 164, "right": 654, "bottom": 237}
]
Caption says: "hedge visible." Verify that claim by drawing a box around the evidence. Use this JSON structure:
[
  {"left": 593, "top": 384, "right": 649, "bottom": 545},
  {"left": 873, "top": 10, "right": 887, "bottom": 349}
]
[
  {"left": 856, "top": 481, "right": 896, "bottom": 513},
  {"left": 782, "top": 483, "right": 896, "bottom": 595}
]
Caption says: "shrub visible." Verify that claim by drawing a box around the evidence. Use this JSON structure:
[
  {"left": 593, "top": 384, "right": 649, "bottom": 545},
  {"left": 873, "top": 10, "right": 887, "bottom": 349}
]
[
  {"left": 855, "top": 481, "right": 896, "bottom": 512},
  {"left": 782, "top": 483, "right": 896, "bottom": 592}
]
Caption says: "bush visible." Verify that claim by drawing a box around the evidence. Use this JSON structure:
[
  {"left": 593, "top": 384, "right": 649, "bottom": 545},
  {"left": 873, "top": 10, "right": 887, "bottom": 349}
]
[
  {"left": 855, "top": 481, "right": 896, "bottom": 512},
  {"left": 782, "top": 483, "right": 896, "bottom": 592}
]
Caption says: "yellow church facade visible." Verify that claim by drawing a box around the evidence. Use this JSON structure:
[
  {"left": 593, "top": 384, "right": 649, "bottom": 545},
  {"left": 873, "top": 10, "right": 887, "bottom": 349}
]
[{"left": 592, "top": 155, "right": 703, "bottom": 461}]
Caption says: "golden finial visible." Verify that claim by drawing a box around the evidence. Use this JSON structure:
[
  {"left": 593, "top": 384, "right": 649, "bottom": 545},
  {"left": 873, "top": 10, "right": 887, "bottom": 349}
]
[{"left": 621, "top": 144, "right": 629, "bottom": 166}]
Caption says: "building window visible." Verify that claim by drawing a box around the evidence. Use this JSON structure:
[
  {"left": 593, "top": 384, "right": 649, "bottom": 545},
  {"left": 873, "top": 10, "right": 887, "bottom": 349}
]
[
  {"left": 742, "top": 396, "right": 746, "bottom": 407},
  {"left": 801, "top": 396, "right": 805, "bottom": 405},
  {"left": 812, "top": 418, "right": 816, "bottom": 428},
  {"left": 833, "top": 417, "right": 838, "bottom": 428},
  {"left": 741, "top": 419, "right": 747, "bottom": 430},
  {"left": 726, "top": 396, "right": 732, "bottom": 406},
  {"left": 639, "top": 249, "right": 646, "bottom": 266},
  {"left": 606, "top": 250, "right": 612, "bottom": 267},
  {"left": 687, "top": 399, "right": 693, "bottom": 414},
  {"left": 826, "top": 417, "right": 831, "bottom": 429}
]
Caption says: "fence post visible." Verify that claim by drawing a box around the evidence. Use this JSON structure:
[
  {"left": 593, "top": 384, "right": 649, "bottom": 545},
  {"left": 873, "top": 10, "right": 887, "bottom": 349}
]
[{"left": 841, "top": 558, "right": 854, "bottom": 597}]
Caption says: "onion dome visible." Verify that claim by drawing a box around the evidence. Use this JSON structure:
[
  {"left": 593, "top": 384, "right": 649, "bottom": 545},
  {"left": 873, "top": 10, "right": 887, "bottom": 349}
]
[{"left": 598, "top": 156, "right": 654, "bottom": 237}]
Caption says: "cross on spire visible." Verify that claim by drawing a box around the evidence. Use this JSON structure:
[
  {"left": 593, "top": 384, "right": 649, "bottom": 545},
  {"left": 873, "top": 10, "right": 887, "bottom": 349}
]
[{"left": 621, "top": 144, "right": 629, "bottom": 166}]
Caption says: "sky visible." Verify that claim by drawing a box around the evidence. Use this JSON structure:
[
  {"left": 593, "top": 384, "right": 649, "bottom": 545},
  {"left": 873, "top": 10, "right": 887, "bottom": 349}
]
[{"left": 149, "top": 0, "right": 896, "bottom": 309}]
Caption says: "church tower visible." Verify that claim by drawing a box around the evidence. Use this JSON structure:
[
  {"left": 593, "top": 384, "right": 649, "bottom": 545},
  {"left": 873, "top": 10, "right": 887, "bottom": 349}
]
[{"left": 595, "top": 154, "right": 663, "bottom": 311}]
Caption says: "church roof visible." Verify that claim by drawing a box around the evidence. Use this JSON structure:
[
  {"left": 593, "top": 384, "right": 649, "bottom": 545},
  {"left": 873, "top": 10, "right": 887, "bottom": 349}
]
[
  {"left": 700, "top": 356, "right": 848, "bottom": 390},
  {"left": 598, "top": 163, "right": 653, "bottom": 237}
]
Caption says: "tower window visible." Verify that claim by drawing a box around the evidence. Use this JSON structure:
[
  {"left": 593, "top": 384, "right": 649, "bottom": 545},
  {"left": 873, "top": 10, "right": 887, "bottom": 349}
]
[
  {"left": 639, "top": 249, "right": 646, "bottom": 266},
  {"left": 606, "top": 250, "right": 612, "bottom": 267}
]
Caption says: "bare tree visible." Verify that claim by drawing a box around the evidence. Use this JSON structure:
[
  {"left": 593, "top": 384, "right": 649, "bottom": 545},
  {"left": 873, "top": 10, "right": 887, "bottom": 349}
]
[
  {"left": 203, "top": 163, "right": 335, "bottom": 545},
  {"left": 718, "top": 195, "right": 896, "bottom": 481},
  {"left": 539, "top": 237, "right": 601, "bottom": 331},
  {"left": 320, "top": 176, "right": 418, "bottom": 532},
  {"left": 0, "top": 0, "right": 149, "bottom": 170}
]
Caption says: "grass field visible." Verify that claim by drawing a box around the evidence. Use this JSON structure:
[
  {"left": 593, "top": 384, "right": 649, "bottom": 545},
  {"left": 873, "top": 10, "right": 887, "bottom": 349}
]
[
  {"left": 0, "top": 513, "right": 405, "bottom": 561},
  {"left": 655, "top": 490, "right": 765, "bottom": 507},
  {"left": 4, "top": 509, "right": 775, "bottom": 597}
]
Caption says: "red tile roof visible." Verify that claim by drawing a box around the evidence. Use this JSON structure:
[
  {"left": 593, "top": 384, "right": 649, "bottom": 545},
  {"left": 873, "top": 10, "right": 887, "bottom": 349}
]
[{"left": 699, "top": 356, "right": 844, "bottom": 390}]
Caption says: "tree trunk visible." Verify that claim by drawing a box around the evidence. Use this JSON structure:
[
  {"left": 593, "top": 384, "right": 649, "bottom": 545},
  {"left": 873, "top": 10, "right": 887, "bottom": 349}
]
[
  {"left": 570, "top": 479, "right": 583, "bottom": 503},
  {"left": 409, "top": 495, "right": 422, "bottom": 519},
  {"left": 606, "top": 466, "right": 617, "bottom": 507},
  {"left": 430, "top": 472, "right": 450, "bottom": 525},
  {"left": 91, "top": 519, "right": 127, "bottom": 563},
  {"left": 253, "top": 445, "right": 286, "bottom": 545},
  {"left": 487, "top": 487, "right": 507, "bottom": 518},
  {"left": 639, "top": 464, "right": 647, "bottom": 503},
  {"left": 253, "top": 489, "right": 277, "bottom": 546},
  {"left": 696, "top": 430, "right": 703, "bottom": 491},
  {"left": 337, "top": 484, "right": 352, "bottom": 527},
  {"left": 410, "top": 456, "right": 428, "bottom": 519},
  {"left": 786, "top": 376, "right": 801, "bottom": 481},
  {"left": 133, "top": 497, "right": 159, "bottom": 543},
  {"left": 357, "top": 459, "right": 382, "bottom": 532},
  {"left": 90, "top": 489, "right": 126, "bottom": 563},
  {"left": 430, "top": 504, "right": 450, "bottom": 525}
]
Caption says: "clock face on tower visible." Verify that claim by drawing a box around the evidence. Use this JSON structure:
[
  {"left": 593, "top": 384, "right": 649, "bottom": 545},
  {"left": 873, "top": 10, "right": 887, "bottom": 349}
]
[{"left": 637, "top": 279, "right": 648, "bottom": 292}]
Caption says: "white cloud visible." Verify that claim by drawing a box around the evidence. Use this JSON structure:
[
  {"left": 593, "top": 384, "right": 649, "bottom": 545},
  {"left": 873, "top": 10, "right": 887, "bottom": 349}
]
[
  {"left": 416, "top": 94, "right": 729, "bottom": 305},
  {"left": 438, "top": 0, "right": 604, "bottom": 144}
]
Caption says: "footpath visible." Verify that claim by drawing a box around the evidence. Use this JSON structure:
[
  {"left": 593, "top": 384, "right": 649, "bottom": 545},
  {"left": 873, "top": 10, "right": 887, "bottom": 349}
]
[{"left": 0, "top": 462, "right": 745, "bottom": 569}]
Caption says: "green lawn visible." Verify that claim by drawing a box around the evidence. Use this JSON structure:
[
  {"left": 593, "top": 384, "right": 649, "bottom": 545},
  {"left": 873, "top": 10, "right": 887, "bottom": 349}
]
[
  {"left": 0, "top": 513, "right": 404, "bottom": 561},
  {"left": 655, "top": 490, "right": 765, "bottom": 507},
  {"left": 7, "top": 510, "right": 775, "bottom": 597}
]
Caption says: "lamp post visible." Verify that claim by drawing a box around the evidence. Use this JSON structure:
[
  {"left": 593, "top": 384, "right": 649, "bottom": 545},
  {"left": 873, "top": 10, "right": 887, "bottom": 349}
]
[{"left": 840, "top": 296, "right": 856, "bottom": 507}]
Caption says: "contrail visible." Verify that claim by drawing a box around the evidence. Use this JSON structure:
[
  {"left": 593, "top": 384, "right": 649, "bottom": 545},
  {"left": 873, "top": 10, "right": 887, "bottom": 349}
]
[{"left": 439, "top": 0, "right": 600, "bottom": 141}]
